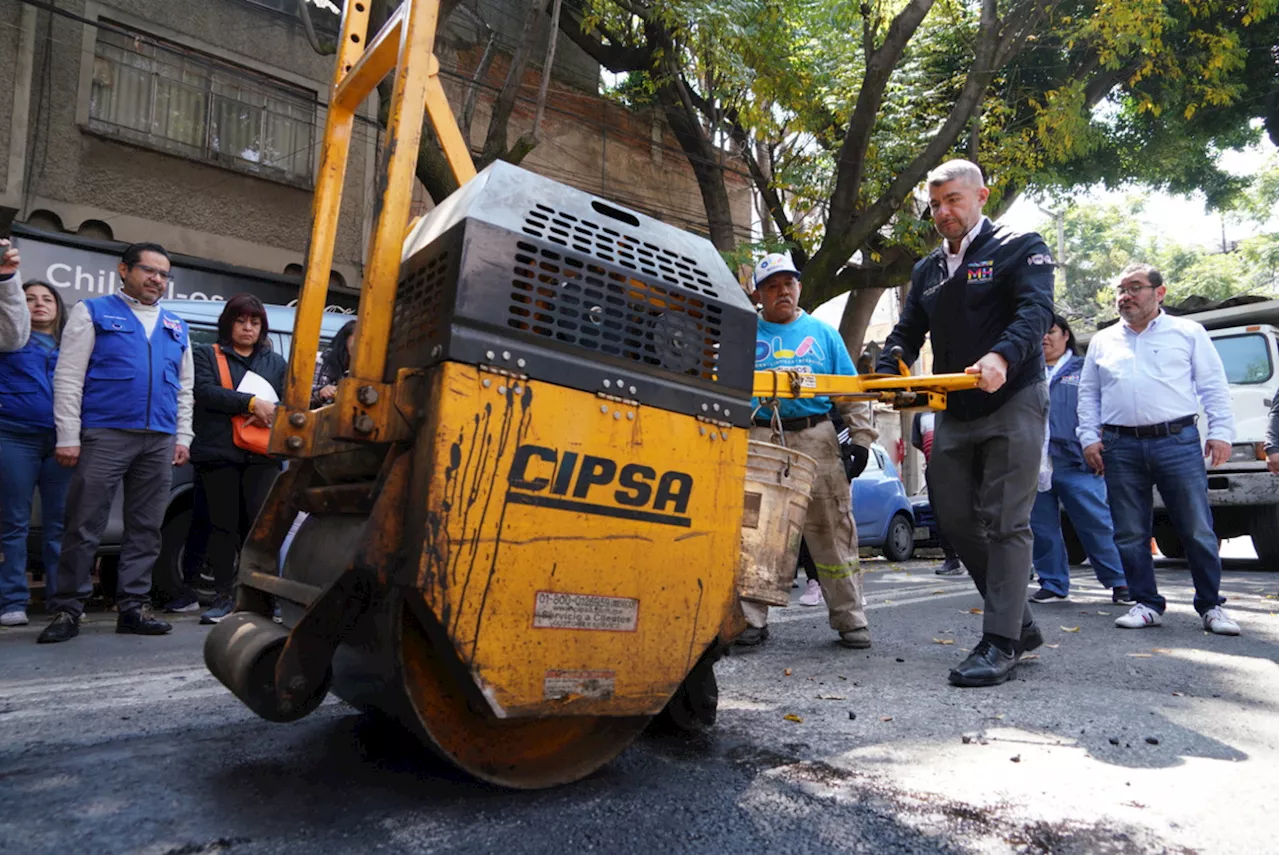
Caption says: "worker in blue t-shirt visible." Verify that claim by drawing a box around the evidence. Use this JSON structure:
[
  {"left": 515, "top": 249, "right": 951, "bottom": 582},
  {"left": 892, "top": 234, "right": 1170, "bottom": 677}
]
[{"left": 740, "top": 252, "right": 877, "bottom": 649}]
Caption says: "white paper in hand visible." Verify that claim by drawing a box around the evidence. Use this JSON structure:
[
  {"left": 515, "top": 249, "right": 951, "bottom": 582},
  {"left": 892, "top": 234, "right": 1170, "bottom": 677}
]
[{"left": 236, "top": 370, "right": 279, "bottom": 404}]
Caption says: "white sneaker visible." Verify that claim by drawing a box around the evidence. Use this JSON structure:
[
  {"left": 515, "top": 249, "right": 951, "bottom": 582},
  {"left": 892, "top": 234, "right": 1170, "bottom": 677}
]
[
  {"left": 798, "top": 579, "right": 824, "bottom": 607},
  {"left": 1115, "top": 603, "right": 1162, "bottom": 629},
  {"left": 0, "top": 610, "right": 30, "bottom": 627},
  {"left": 1202, "top": 606, "right": 1240, "bottom": 636}
]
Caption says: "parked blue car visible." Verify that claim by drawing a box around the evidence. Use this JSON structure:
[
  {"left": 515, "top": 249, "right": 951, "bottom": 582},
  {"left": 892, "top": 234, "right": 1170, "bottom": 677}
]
[{"left": 851, "top": 443, "right": 916, "bottom": 561}]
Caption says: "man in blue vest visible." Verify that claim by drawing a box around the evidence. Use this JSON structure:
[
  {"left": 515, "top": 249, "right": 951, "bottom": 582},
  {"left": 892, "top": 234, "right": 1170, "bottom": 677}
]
[{"left": 38, "top": 243, "right": 195, "bottom": 643}]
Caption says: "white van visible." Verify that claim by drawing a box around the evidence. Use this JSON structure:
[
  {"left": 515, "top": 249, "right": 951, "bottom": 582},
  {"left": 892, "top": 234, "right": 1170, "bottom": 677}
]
[{"left": 1153, "top": 313, "right": 1278, "bottom": 567}]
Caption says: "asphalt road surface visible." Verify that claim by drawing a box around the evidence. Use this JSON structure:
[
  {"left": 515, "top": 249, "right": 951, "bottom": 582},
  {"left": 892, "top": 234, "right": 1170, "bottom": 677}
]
[{"left": 2, "top": 556, "right": 1276, "bottom": 855}]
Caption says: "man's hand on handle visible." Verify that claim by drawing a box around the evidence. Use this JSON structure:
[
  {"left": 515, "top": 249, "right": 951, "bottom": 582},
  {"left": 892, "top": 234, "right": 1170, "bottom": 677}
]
[
  {"left": 173, "top": 444, "right": 189, "bottom": 466},
  {"left": 1083, "top": 442, "right": 1104, "bottom": 476},
  {"left": 1268, "top": 451, "right": 1279, "bottom": 475},
  {"left": 964, "top": 352, "right": 1008, "bottom": 393},
  {"left": 1204, "top": 439, "right": 1230, "bottom": 468},
  {"left": 56, "top": 446, "right": 80, "bottom": 468}
]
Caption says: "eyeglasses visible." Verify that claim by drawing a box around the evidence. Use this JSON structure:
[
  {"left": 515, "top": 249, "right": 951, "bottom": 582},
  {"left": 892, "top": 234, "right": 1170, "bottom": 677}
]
[
  {"left": 132, "top": 262, "right": 174, "bottom": 284},
  {"left": 1115, "top": 284, "right": 1156, "bottom": 297}
]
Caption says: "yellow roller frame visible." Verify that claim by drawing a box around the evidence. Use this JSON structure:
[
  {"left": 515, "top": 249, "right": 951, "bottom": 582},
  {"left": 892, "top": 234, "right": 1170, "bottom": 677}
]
[{"left": 272, "top": 0, "right": 477, "bottom": 458}]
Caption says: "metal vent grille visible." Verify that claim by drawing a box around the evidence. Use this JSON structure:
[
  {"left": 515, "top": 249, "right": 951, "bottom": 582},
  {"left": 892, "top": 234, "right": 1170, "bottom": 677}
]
[
  {"left": 520, "top": 203, "right": 719, "bottom": 298},
  {"left": 507, "top": 241, "right": 723, "bottom": 381},
  {"left": 390, "top": 249, "right": 450, "bottom": 358}
]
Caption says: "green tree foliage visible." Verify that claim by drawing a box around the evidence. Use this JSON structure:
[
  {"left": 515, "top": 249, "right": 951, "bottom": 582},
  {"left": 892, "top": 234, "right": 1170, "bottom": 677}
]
[
  {"left": 1050, "top": 165, "right": 1278, "bottom": 330},
  {"left": 560, "top": 0, "right": 1277, "bottom": 353}
]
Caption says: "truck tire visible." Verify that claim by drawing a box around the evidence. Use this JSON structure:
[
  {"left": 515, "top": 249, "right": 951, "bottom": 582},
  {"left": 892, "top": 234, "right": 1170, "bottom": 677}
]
[
  {"left": 882, "top": 512, "right": 915, "bottom": 562},
  {"left": 1153, "top": 519, "right": 1184, "bottom": 559},
  {"left": 151, "top": 508, "right": 192, "bottom": 603},
  {"left": 1251, "top": 508, "right": 1278, "bottom": 570}
]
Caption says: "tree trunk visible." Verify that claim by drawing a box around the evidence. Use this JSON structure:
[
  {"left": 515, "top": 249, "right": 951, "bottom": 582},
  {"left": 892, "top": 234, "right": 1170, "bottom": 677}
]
[{"left": 836, "top": 287, "right": 886, "bottom": 363}]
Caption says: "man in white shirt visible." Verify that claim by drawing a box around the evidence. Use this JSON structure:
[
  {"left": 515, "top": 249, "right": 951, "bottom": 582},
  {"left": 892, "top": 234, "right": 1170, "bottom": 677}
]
[{"left": 1077, "top": 263, "right": 1239, "bottom": 635}]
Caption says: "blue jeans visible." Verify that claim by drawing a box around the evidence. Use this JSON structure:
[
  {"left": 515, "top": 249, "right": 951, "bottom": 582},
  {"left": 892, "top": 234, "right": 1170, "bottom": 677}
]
[
  {"left": 0, "top": 426, "right": 72, "bottom": 613},
  {"left": 1031, "top": 465, "right": 1127, "bottom": 596},
  {"left": 1102, "top": 426, "right": 1223, "bottom": 615}
]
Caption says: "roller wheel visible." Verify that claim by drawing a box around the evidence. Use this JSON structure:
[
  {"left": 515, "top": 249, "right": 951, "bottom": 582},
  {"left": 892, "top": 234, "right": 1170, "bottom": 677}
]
[
  {"left": 398, "top": 606, "right": 649, "bottom": 789},
  {"left": 205, "top": 612, "right": 330, "bottom": 723},
  {"left": 653, "top": 652, "right": 719, "bottom": 733}
]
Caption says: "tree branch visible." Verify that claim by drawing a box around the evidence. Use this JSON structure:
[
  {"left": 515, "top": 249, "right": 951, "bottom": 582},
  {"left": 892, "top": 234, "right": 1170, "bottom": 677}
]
[
  {"left": 826, "top": 0, "right": 937, "bottom": 233},
  {"left": 460, "top": 32, "right": 497, "bottom": 143},
  {"left": 805, "top": 0, "right": 1005, "bottom": 302},
  {"left": 479, "top": 0, "right": 545, "bottom": 166},
  {"left": 295, "top": 0, "right": 333, "bottom": 55},
  {"left": 556, "top": 7, "right": 649, "bottom": 72}
]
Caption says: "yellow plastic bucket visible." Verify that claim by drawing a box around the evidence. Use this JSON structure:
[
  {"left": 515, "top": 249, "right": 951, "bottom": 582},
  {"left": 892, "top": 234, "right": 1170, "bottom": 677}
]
[{"left": 737, "top": 440, "right": 818, "bottom": 606}]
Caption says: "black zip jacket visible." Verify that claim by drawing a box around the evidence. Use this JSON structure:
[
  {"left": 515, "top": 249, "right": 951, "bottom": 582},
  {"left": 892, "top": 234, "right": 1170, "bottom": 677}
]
[
  {"left": 878, "top": 220, "right": 1054, "bottom": 421},
  {"left": 190, "top": 342, "right": 287, "bottom": 465}
]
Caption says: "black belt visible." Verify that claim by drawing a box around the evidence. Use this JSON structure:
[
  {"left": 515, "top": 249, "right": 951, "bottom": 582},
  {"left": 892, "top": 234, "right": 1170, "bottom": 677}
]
[
  {"left": 1103, "top": 414, "right": 1197, "bottom": 438},
  {"left": 752, "top": 413, "right": 827, "bottom": 431}
]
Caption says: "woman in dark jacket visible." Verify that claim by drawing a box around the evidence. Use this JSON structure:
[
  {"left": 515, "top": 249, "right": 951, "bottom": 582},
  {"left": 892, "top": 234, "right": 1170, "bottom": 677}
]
[
  {"left": 176, "top": 294, "right": 286, "bottom": 623},
  {"left": 1029, "top": 314, "right": 1129, "bottom": 604},
  {"left": 0, "top": 281, "right": 69, "bottom": 626}
]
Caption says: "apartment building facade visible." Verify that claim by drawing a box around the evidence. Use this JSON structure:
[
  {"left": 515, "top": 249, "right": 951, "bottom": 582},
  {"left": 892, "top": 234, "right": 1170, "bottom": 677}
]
[{"left": 0, "top": 0, "right": 750, "bottom": 311}]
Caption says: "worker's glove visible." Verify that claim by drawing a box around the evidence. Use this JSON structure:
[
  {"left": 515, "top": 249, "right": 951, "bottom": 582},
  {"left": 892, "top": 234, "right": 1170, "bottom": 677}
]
[{"left": 845, "top": 444, "right": 869, "bottom": 480}]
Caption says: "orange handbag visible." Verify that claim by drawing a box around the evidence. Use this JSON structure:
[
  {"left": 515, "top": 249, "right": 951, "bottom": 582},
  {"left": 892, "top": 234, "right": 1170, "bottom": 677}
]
[{"left": 213, "top": 345, "right": 272, "bottom": 456}]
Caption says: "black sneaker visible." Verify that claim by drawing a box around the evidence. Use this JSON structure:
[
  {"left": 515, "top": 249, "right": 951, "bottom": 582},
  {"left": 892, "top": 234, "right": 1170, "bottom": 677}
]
[
  {"left": 1112, "top": 586, "right": 1134, "bottom": 605},
  {"left": 117, "top": 605, "right": 172, "bottom": 636},
  {"left": 1029, "top": 588, "right": 1067, "bottom": 604},
  {"left": 935, "top": 557, "right": 966, "bottom": 576},
  {"left": 37, "top": 611, "right": 80, "bottom": 644},
  {"left": 200, "top": 595, "right": 235, "bottom": 625}
]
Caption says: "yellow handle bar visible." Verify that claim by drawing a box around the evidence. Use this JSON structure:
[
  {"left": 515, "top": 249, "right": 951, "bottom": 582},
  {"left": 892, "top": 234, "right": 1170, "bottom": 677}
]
[{"left": 751, "top": 370, "right": 979, "bottom": 410}]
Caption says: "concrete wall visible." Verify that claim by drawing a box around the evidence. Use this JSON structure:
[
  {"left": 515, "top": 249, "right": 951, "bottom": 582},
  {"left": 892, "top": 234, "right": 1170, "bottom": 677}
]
[
  {"left": 1, "top": 0, "right": 752, "bottom": 295},
  {"left": 424, "top": 34, "right": 755, "bottom": 244}
]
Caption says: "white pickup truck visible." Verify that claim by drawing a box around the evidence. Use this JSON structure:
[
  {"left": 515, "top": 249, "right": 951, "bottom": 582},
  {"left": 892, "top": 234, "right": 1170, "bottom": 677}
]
[
  {"left": 1162, "top": 301, "right": 1278, "bottom": 567},
  {"left": 1081, "top": 298, "right": 1279, "bottom": 568}
]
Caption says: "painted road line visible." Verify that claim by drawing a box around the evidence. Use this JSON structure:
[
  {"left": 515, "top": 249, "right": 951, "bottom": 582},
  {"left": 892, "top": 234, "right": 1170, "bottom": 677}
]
[{"left": 769, "top": 587, "right": 978, "bottom": 625}]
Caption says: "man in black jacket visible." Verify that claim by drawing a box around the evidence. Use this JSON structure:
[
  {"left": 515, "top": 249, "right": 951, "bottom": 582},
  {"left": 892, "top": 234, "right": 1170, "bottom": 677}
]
[{"left": 879, "top": 160, "right": 1053, "bottom": 687}]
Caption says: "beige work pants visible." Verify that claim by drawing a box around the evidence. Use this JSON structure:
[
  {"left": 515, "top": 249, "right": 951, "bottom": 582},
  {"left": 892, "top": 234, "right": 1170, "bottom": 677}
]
[{"left": 742, "top": 423, "right": 868, "bottom": 633}]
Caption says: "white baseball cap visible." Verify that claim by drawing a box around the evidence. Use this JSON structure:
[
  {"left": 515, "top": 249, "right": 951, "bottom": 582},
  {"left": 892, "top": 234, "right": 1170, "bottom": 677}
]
[{"left": 751, "top": 252, "right": 801, "bottom": 289}]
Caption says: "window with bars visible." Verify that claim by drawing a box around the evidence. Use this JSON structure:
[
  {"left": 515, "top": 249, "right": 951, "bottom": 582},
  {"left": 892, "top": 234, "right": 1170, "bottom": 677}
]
[{"left": 88, "top": 26, "right": 318, "bottom": 186}]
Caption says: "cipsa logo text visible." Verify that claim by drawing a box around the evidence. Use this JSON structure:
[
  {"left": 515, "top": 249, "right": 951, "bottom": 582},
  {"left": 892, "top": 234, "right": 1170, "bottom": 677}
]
[{"left": 507, "top": 445, "right": 693, "bottom": 527}]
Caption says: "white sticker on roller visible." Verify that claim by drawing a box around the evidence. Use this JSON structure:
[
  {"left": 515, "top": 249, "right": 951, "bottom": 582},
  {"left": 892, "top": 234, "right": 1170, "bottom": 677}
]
[
  {"left": 799, "top": 373, "right": 817, "bottom": 388},
  {"left": 544, "top": 669, "right": 616, "bottom": 700},
  {"left": 533, "top": 591, "right": 639, "bottom": 632}
]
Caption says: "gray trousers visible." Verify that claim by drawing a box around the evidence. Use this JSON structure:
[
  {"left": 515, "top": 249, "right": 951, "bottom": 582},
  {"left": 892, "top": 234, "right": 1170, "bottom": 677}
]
[
  {"left": 927, "top": 382, "right": 1047, "bottom": 640},
  {"left": 51, "top": 429, "right": 175, "bottom": 617}
]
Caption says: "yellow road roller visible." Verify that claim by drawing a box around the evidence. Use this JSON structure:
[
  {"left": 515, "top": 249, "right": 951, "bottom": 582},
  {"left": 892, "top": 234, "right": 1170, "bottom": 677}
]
[{"left": 203, "top": 0, "right": 975, "bottom": 789}]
